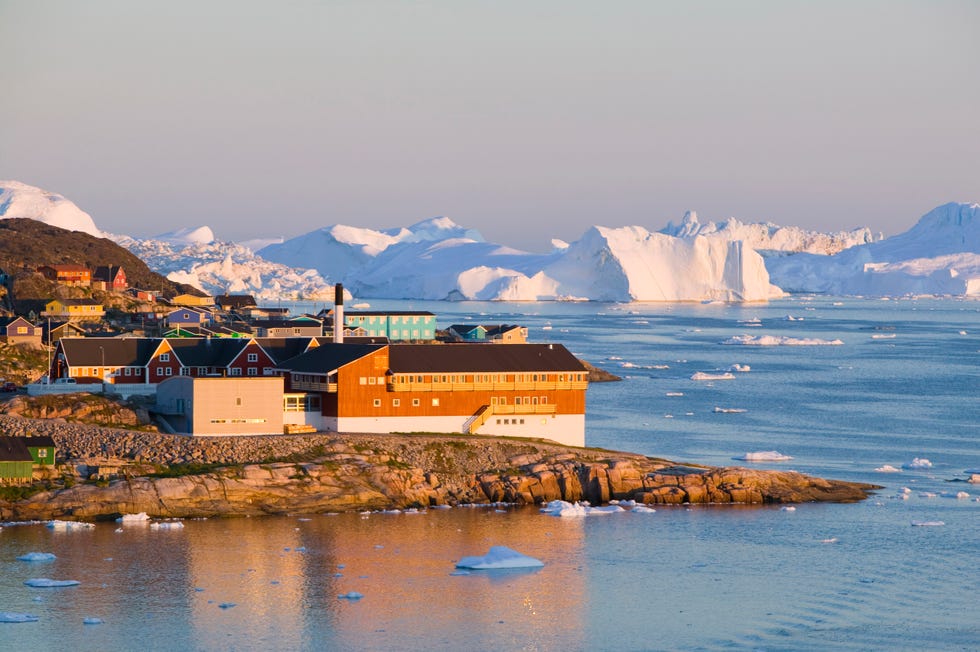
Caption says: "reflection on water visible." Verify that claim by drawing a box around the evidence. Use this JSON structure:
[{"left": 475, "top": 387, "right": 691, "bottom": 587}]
[{"left": 1, "top": 509, "right": 585, "bottom": 651}]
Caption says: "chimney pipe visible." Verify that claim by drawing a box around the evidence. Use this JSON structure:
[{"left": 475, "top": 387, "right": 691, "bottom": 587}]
[{"left": 333, "top": 283, "right": 344, "bottom": 344}]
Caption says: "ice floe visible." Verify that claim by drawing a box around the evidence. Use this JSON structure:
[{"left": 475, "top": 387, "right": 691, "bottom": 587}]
[
  {"left": 337, "top": 592, "right": 364, "bottom": 600},
  {"left": 713, "top": 407, "right": 747, "bottom": 414},
  {"left": 727, "top": 364, "right": 751, "bottom": 372},
  {"left": 691, "top": 371, "right": 735, "bottom": 381},
  {"left": 735, "top": 451, "right": 794, "bottom": 462},
  {"left": 24, "top": 578, "right": 80, "bottom": 588},
  {"left": 455, "top": 546, "right": 544, "bottom": 570},
  {"left": 871, "top": 333, "right": 896, "bottom": 339},
  {"left": 116, "top": 513, "right": 150, "bottom": 523},
  {"left": 0, "top": 612, "right": 39, "bottom": 623},
  {"left": 46, "top": 520, "right": 94, "bottom": 531},
  {"left": 721, "top": 335, "right": 843, "bottom": 346},
  {"left": 83, "top": 617, "right": 104, "bottom": 625},
  {"left": 902, "top": 458, "right": 933, "bottom": 469},
  {"left": 150, "top": 521, "right": 185, "bottom": 530},
  {"left": 17, "top": 552, "right": 57, "bottom": 562},
  {"left": 911, "top": 521, "right": 945, "bottom": 527}
]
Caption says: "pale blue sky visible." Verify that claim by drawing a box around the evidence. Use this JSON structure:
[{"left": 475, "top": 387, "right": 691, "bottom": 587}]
[{"left": 2, "top": 1, "right": 978, "bottom": 251}]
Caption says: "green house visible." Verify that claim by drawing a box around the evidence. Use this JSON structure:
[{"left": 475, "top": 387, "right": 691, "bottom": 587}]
[
  {"left": 19, "top": 435, "right": 56, "bottom": 466},
  {"left": 0, "top": 437, "right": 34, "bottom": 485}
]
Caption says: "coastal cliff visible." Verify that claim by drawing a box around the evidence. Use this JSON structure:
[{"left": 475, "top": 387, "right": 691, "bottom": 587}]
[{"left": 0, "top": 415, "right": 878, "bottom": 520}]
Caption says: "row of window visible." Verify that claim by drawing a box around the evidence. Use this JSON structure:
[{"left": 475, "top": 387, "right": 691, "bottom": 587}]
[
  {"left": 491, "top": 396, "right": 548, "bottom": 406},
  {"left": 391, "top": 372, "right": 586, "bottom": 384},
  {"left": 160, "top": 352, "right": 261, "bottom": 363},
  {"left": 208, "top": 418, "right": 268, "bottom": 424},
  {"left": 372, "top": 397, "right": 440, "bottom": 408}
]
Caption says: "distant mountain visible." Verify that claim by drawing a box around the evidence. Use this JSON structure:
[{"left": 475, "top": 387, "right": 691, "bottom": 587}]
[
  {"left": 767, "top": 202, "right": 980, "bottom": 296},
  {"left": 0, "top": 180, "right": 103, "bottom": 237}
]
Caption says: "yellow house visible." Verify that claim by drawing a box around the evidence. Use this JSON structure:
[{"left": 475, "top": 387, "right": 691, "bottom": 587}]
[
  {"left": 42, "top": 298, "right": 105, "bottom": 321},
  {"left": 172, "top": 293, "right": 215, "bottom": 307}
]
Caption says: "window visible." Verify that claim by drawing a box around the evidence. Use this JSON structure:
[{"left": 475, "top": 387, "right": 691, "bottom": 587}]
[
  {"left": 377, "top": 376, "right": 385, "bottom": 384},
  {"left": 37, "top": 449, "right": 48, "bottom": 458},
  {"left": 263, "top": 367, "right": 275, "bottom": 376},
  {"left": 229, "top": 368, "right": 242, "bottom": 376},
  {"left": 359, "top": 377, "right": 367, "bottom": 385},
  {"left": 156, "top": 368, "right": 163, "bottom": 377},
  {"left": 135, "top": 368, "right": 142, "bottom": 377},
  {"left": 165, "top": 367, "right": 173, "bottom": 376},
  {"left": 247, "top": 367, "right": 257, "bottom": 376},
  {"left": 392, "top": 398, "right": 400, "bottom": 407},
  {"left": 160, "top": 353, "right": 170, "bottom": 362},
  {"left": 247, "top": 353, "right": 258, "bottom": 362},
  {"left": 180, "top": 368, "right": 190, "bottom": 376},
  {"left": 373, "top": 398, "right": 381, "bottom": 407},
  {"left": 431, "top": 398, "right": 440, "bottom": 407},
  {"left": 16, "top": 326, "right": 27, "bottom": 334},
  {"left": 236, "top": 398, "right": 242, "bottom": 406},
  {"left": 412, "top": 398, "right": 420, "bottom": 407},
  {"left": 125, "top": 368, "right": 131, "bottom": 376},
  {"left": 368, "top": 377, "right": 376, "bottom": 385}
]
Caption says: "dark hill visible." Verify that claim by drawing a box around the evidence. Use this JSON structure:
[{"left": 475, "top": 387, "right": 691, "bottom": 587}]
[{"left": 0, "top": 218, "right": 199, "bottom": 302}]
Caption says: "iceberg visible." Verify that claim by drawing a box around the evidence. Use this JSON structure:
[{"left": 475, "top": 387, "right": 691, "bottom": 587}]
[
  {"left": 721, "top": 335, "right": 844, "bottom": 346},
  {"left": 691, "top": 372, "right": 736, "bottom": 381},
  {"left": 46, "top": 520, "right": 94, "bottom": 531},
  {"left": 874, "top": 465, "right": 902, "bottom": 473},
  {"left": 0, "top": 612, "right": 39, "bottom": 623},
  {"left": 17, "top": 552, "right": 57, "bottom": 562},
  {"left": 24, "top": 578, "right": 80, "bottom": 588},
  {"left": 0, "top": 180, "right": 103, "bottom": 236},
  {"left": 83, "top": 617, "right": 105, "bottom": 625},
  {"left": 902, "top": 458, "right": 933, "bottom": 470},
  {"left": 455, "top": 546, "right": 544, "bottom": 570},
  {"left": 736, "top": 451, "right": 794, "bottom": 462},
  {"left": 150, "top": 521, "right": 185, "bottom": 530},
  {"left": 116, "top": 512, "right": 150, "bottom": 523}
]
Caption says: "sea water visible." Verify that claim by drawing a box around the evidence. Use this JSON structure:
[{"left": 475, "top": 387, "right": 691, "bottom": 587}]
[{"left": 2, "top": 297, "right": 978, "bottom": 651}]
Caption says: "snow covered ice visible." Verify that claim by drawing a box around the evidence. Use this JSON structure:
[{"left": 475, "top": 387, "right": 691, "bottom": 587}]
[
  {"left": 17, "top": 552, "right": 56, "bottom": 562},
  {"left": 0, "top": 612, "right": 39, "bottom": 623},
  {"left": 455, "top": 546, "right": 545, "bottom": 570},
  {"left": 735, "top": 451, "right": 794, "bottom": 462}
]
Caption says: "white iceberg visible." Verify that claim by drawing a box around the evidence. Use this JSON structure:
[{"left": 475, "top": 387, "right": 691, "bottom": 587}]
[
  {"left": 455, "top": 546, "right": 544, "bottom": 570},
  {"left": 911, "top": 521, "right": 945, "bottom": 527},
  {"left": 721, "top": 335, "right": 844, "bottom": 346},
  {"left": 17, "top": 552, "right": 57, "bottom": 562},
  {"left": 0, "top": 612, "right": 39, "bottom": 623},
  {"left": 150, "top": 521, "right": 185, "bottom": 530},
  {"left": 46, "top": 520, "right": 94, "bottom": 531},
  {"left": 691, "top": 372, "right": 736, "bottom": 381},
  {"left": 902, "top": 458, "right": 933, "bottom": 470},
  {"left": 24, "top": 578, "right": 80, "bottom": 588},
  {"left": 713, "top": 407, "right": 747, "bottom": 414},
  {"left": 874, "top": 465, "right": 902, "bottom": 473},
  {"left": 116, "top": 513, "right": 150, "bottom": 523},
  {"left": 736, "top": 451, "right": 794, "bottom": 462}
]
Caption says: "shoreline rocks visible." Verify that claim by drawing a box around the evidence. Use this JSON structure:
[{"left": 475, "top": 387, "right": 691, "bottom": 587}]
[{"left": 0, "top": 415, "right": 879, "bottom": 521}]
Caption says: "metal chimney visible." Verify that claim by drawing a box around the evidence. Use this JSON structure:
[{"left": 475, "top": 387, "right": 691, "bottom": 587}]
[{"left": 333, "top": 283, "right": 344, "bottom": 344}]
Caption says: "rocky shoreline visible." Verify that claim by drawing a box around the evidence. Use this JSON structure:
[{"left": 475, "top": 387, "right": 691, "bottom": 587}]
[{"left": 0, "top": 415, "right": 880, "bottom": 521}]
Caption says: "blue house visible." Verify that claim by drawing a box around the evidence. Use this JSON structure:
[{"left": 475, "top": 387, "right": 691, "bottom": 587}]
[
  {"left": 330, "top": 311, "right": 436, "bottom": 342},
  {"left": 166, "top": 307, "right": 213, "bottom": 329}
]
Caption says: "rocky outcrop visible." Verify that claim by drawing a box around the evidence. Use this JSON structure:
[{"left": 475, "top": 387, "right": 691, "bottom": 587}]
[
  {"left": 0, "top": 415, "right": 879, "bottom": 521},
  {"left": 0, "top": 395, "right": 154, "bottom": 429}
]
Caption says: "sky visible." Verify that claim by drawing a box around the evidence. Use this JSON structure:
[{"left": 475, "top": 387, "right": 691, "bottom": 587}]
[{"left": 1, "top": 1, "right": 978, "bottom": 252}]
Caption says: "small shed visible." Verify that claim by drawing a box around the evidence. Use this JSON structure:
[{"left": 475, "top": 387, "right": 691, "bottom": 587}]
[
  {"left": 19, "top": 435, "right": 56, "bottom": 466},
  {"left": 0, "top": 436, "right": 34, "bottom": 485}
]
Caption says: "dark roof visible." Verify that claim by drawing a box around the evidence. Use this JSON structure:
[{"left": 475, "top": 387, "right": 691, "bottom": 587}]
[
  {"left": 0, "top": 316, "right": 35, "bottom": 329},
  {"left": 276, "top": 343, "right": 385, "bottom": 374},
  {"left": 18, "top": 435, "right": 56, "bottom": 448},
  {"left": 166, "top": 338, "right": 250, "bottom": 367},
  {"left": 251, "top": 319, "right": 322, "bottom": 330},
  {"left": 388, "top": 343, "right": 584, "bottom": 374},
  {"left": 0, "top": 436, "right": 33, "bottom": 462},
  {"left": 215, "top": 294, "right": 257, "bottom": 308},
  {"left": 255, "top": 337, "right": 317, "bottom": 365},
  {"left": 92, "top": 265, "right": 124, "bottom": 282},
  {"left": 59, "top": 337, "right": 160, "bottom": 366}
]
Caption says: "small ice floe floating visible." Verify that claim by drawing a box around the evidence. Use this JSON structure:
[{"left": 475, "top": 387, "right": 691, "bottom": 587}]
[
  {"left": 455, "top": 546, "right": 544, "bottom": 570},
  {"left": 902, "top": 458, "right": 933, "bottom": 469},
  {"left": 0, "top": 612, "right": 39, "bottom": 623},
  {"left": 17, "top": 552, "right": 56, "bottom": 562},
  {"left": 149, "top": 521, "right": 185, "bottom": 530},
  {"left": 116, "top": 513, "right": 150, "bottom": 524},
  {"left": 337, "top": 592, "right": 364, "bottom": 600},
  {"left": 23, "top": 578, "right": 80, "bottom": 588},
  {"left": 45, "top": 520, "right": 94, "bottom": 531},
  {"left": 734, "top": 451, "right": 794, "bottom": 462},
  {"left": 83, "top": 617, "right": 104, "bottom": 625},
  {"left": 911, "top": 521, "right": 945, "bottom": 527}
]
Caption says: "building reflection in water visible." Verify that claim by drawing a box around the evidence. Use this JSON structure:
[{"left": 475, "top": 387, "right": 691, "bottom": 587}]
[{"left": 182, "top": 508, "right": 586, "bottom": 649}]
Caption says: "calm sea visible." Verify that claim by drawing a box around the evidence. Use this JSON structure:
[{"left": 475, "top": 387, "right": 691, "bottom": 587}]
[{"left": 2, "top": 297, "right": 978, "bottom": 651}]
